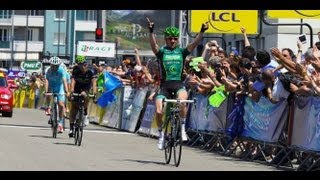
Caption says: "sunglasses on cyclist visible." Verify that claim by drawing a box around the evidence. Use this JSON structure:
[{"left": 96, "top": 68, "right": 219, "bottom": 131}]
[
  {"left": 166, "top": 37, "right": 179, "bottom": 41},
  {"left": 51, "top": 64, "right": 59, "bottom": 69},
  {"left": 78, "top": 62, "right": 88, "bottom": 67}
]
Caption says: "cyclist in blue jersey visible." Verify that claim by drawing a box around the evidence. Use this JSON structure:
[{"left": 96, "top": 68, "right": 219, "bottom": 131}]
[
  {"left": 147, "top": 17, "right": 209, "bottom": 150},
  {"left": 60, "top": 63, "right": 71, "bottom": 116},
  {"left": 44, "top": 56, "right": 69, "bottom": 133}
]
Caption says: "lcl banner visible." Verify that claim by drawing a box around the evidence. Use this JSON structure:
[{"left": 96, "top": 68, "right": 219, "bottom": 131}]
[
  {"left": 190, "top": 10, "right": 258, "bottom": 34},
  {"left": 268, "top": 10, "right": 320, "bottom": 19}
]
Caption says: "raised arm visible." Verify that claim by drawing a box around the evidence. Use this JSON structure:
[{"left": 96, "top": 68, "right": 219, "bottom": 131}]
[
  {"left": 240, "top": 27, "right": 250, "bottom": 47},
  {"left": 271, "top": 47, "right": 297, "bottom": 73},
  {"left": 147, "top": 17, "right": 159, "bottom": 55},
  {"left": 134, "top": 47, "right": 142, "bottom": 66},
  {"left": 296, "top": 41, "right": 304, "bottom": 64},
  {"left": 187, "top": 22, "right": 209, "bottom": 52}
]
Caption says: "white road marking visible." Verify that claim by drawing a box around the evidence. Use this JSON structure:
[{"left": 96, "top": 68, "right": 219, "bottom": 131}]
[{"left": 0, "top": 124, "right": 133, "bottom": 135}]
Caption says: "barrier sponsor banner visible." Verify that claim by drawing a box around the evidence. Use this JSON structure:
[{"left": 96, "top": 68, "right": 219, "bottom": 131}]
[
  {"left": 7, "top": 70, "right": 26, "bottom": 80},
  {"left": 88, "top": 99, "right": 100, "bottom": 124},
  {"left": 137, "top": 100, "right": 156, "bottom": 135},
  {"left": 120, "top": 86, "right": 135, "bottom": 130},
  {"left": 268, "top": 10, "right": 320, "bottom": 19},
  {"left": 188, "top": 93, "right": 228, "bottom": 132},
  {"left": 122, "top": 87, "right": 148, "bottom": 132},
  {"left": 291, "top": 96, "right": 320, "bottom": 151},
  {"left": 101, "top": 88, "right": 122, "bottom": 128},
  {"left": 190, "top": 10, "right": 258, "bottom": 34},
  {"left": 188, "top": 93, "right": 209, "bottom": 131},
  {"left": 242, "top": 96, "right": 288, "bottom": 143},
  {"left": 207, "top": 99, "right": 228, "bottom": 132}
]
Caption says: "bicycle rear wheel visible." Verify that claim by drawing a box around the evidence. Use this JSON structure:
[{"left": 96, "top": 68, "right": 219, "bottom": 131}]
[
  {"left": 74, "top": 111, "right": 79, "bottom": 145},
  {"left": 74, "top": 123, "right": 79, "bottom": 145},
  {"left": 77, "top": 112, "right": 84, "bottom": 146},
  {"left": 164, "top": 117, "right": 172, "bottom": 164},
  {"left": 173, "top": 116, "right": 182, "bottom": 167},
  {"left": 52, "top": 104, "right": 58, "bottom": 138},
  {"left": 74, "top": 110, "right": 84, "bottom": 146}
]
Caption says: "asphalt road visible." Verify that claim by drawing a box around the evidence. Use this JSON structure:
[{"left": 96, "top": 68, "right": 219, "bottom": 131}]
[{"left": 0, "top": 108, "right": 278, "bottom": 171}]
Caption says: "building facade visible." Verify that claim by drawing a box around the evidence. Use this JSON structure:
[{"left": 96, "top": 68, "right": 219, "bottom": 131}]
[
  {"left": 43, "top": 10, "right": 106, "bottom": 67},
  {"left": 0, "top": 10, "right": 44, "bottom": 69},
  {"left": 0, "top": 10, "right": 105, "bottom": 70}
]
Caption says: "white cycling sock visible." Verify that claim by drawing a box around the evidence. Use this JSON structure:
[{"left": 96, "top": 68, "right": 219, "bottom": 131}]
[{"left": 181, "top": 118, "right": 186, "bottom": 126}]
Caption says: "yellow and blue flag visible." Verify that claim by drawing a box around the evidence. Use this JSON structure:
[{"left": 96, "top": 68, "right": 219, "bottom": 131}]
[{"left": 97, "top": 72, "right": 123, "bottom": 108}]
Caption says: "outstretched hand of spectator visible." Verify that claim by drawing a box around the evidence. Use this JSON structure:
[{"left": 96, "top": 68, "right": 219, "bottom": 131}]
[
  {"left": 270, "top": 47, "right": 284, "bottom": 60},
  {"left": 240, "top": 27, "right": 246, "bottom": 34},
  {"left": 220, "top": 67, "right": 226, "bottom": 78},
  {"left": 296, "top": 63, "right": 307, "bottom": 77},
  {"left": 134, "top": 47, "right": 139, "bottom": 54}
]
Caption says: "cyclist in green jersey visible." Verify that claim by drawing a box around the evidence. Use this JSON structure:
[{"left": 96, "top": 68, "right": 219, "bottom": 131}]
[{"left": 147, "top": 17, "right": 209, "bottom": 150}]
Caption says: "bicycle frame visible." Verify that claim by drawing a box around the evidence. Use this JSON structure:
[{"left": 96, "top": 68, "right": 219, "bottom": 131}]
[
  {"left": 46, "top": 93, "right": 65, "bottom": 138},
  {"left": 162, "top": 98, "right": 195, "bottom": 167},
  {"left": 71, "top": 93, "right": 95, "bottom": 146}
]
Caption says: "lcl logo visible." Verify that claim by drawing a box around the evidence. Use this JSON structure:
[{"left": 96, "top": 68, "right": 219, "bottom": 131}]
[
  {"left": 207, "top": 11, "right": 240, "bottom": 32},
  {"left": 295, "top": 10, "right": 320, "bottom": 17}
]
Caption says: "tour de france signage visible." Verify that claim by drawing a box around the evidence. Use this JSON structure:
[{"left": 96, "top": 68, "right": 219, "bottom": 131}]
[
  {"left": 77, "top": 41, "right": 116, "bottom": 58},
  {"left": 268, "top": 10, "right": 320, "bottom": 19},
  {"left": 190, "top": 10, "right": 258, "bottom": 34},
  {"left": 20, "top": 61, "right": 42, "bottom": 71}
]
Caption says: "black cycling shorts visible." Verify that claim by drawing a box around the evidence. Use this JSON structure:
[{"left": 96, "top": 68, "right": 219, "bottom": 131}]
[{"left": 155, "top": 81, "right": 186, "bottom": 100}]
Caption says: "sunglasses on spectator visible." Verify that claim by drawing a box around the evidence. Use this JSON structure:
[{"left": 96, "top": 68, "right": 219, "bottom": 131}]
[{"left": 167, "top": 37, "right": 178, "bottom": 41}]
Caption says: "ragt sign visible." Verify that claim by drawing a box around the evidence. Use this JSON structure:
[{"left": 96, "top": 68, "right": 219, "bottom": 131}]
[{"left": 77, "top": 41, "right": 116, "bottom": 58}]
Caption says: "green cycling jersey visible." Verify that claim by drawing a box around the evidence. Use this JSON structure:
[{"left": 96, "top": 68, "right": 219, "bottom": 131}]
[{"left": 156, "top": 46, "right": 190, "bottom": 82}]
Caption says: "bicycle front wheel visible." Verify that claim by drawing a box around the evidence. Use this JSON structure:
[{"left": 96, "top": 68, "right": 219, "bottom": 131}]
[
  {"left": 52, "top": 104, "right": 58, "bottom": 138},
  {"left": 173, "top": 117, "right": 182, "bottom": 167},
  {"left": 76, "top": 111, "right": 84, "bottom": 146},
  {"left": 164, "top": 117, "right": 172, "bottom": 164}
]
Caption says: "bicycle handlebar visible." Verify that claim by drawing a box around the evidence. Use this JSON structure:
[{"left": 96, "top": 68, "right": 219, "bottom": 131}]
[
  {"left": 163, "top": 99, "right": 195, "bottom": 104},
  {"left": 71, "top": 93, "right": 95, "bottom": 98}
]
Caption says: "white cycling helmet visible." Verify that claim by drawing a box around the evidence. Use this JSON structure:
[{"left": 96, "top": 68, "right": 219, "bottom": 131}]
[{"left": 49, "top": 56, "right": 62, "bottom": 65}]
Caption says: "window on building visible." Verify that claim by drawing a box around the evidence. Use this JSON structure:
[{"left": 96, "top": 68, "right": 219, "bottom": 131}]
[
  {"left": 87, "top": 10, "right": 97, "bottom": 21},
  {"left": 29, "top": 10, "right": 42, "bottom": 16},
  {"left": 0, "top": 29, "right": 9, "bottom": 41},
  {"left": 0, "top": 10, "right": 12, "bottom": 19},
  {"left": 54, "top": 33, "right": 66, "bottom": 45},
  {"left": 55, "top": 10, "right": 66, "bottom": 20},
  {"left": 27, "top": 29, "right": 33, "bottom": 41},
  {"left": 76, "top": 10, "right": 96, "bottom": 21}
]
